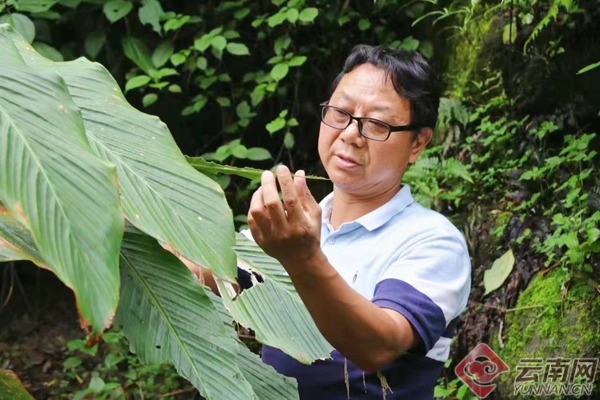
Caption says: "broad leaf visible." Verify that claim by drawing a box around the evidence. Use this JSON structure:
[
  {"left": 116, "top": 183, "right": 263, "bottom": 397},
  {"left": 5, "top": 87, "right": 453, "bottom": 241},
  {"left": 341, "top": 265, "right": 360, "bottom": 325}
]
[
  {"left": 138, "top": 0, "right": 164, "bottom": 34},
  {"left": 0, "top": 206, "right": 43, "bottom": 263},
  {"left": 122, "top": 35, "right": 154, "bottom": 74},
  {"left": 14, "top": 0, "right": 58, "bottom": 13},
  {"left": 8, "top": 29, "right": 238, "bottom": 282},
  {"left": 0, "top": 25, "right": 123, "bottom": 337},
  {"left": 0, "top": 14, "right": 35, "bottom": 43},
  {"left": 0, "top": 370, "right": 34, "bottom": 400},
  {"left": 226, "top": 42, "right": 250, "bottom": 56},
  {"left": 298, "top": 7, "right": 318, "bottom": 23},
  {"left": 271, "top": 63, "right": 289, "bottom": 81},
  {"left": 484, "top": 249, "right": 515, "bottom": 295},
  {"left": 103, "top": 0, "right": 133, "bottom": 23},
  {"left": 217, "top": 233, "right": 333, "bottom": 364},
  {"left": 207, "top": 289, "right": 299, "bottom": 400},
  {"left": 116, "top": 226, "right": 254, "bottom": 399},
  {"left": 152, "top": 40, "right": 173, "bottom": 68}
]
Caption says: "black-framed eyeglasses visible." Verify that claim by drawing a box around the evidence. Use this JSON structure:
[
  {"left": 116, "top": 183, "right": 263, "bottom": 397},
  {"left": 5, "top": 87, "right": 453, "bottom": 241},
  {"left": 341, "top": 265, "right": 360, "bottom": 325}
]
[{"left": 320, "top": 102, "right": 422, "bottom": 142}]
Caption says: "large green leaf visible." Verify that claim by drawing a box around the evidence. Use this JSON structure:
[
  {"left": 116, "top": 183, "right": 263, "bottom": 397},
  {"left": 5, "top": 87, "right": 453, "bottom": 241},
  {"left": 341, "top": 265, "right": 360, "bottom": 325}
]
[
  {"left": 6, "top": 28, "right": 238, "bottom": 282},
  {"left": 0, "top": 369, "right": 35, "bottom": 400},
  {"left": 0, "top": 24, "right": 123, "bottom": 337},
  {"left": 218, "top": 233, "right": 333, "bottom": 364},
  {"left": 116, "top": 226, "right": 293, "bottom": 399},
  {"left": 207, "top": 290, "right": 299, "bottom": 400},
  {"left": 0, "top": 207, "right": 42, "bottom": 263}
]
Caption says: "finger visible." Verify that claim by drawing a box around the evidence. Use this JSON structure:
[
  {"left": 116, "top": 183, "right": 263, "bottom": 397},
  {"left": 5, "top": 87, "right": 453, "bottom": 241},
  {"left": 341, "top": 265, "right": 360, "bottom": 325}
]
[
  {"left": 247, "top": 215, "right": 264, "bottom": 246},
  {"left": 293, "top": 169, "right": 321, "bottom": 217},
  {"left": 248, "top": 187, "right": 270, "bottom": 238},
  {"left": 261, "top": 170, "right": 287, "bottom": 228},
  {"left": 276, "top": 165, "right": 303, "bottom": 224}
]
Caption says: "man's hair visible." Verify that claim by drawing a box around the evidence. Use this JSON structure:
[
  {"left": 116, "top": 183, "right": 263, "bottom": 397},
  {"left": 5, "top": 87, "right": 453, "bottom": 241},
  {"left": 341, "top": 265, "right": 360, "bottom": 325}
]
[{"left": 331, "top": 45, "right": 440, "bottom": 134}]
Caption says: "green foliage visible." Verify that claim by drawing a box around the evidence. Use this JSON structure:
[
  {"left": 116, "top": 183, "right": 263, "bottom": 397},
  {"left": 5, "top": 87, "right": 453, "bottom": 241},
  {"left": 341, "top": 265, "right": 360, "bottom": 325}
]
[
  {"left": 0, "top": 370, "right": 34, "bottom": 400},
  {"left": 484, "top": 249, "right": 515, "bottom": 295},
  {"left": 498, "top": 268, "right": 600, "bottom": 398},
  {"left": 0, "top": 23, "right": 331, "bottom": 399},
  {"left": 1, "top": 0, "right": 599, "bottom": 397}
]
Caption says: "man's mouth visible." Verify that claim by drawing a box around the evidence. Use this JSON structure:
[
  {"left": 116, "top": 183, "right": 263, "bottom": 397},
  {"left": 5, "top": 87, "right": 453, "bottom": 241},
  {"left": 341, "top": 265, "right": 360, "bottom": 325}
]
[{"left": 335, "top": 154, "right": 360, "bottom": 167}]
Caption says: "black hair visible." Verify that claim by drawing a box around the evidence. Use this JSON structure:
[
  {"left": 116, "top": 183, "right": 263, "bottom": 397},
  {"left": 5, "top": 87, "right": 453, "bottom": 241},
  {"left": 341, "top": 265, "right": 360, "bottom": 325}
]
[{"left": 331, "top": 45, "right": 440, "bottom": 135}]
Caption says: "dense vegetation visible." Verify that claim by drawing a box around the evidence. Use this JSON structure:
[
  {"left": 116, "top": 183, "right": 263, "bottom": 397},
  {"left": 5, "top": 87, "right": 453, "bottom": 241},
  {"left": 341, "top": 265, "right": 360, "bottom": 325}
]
[{"left": 1, "top": 0, "right": 599, "bottom": 398}]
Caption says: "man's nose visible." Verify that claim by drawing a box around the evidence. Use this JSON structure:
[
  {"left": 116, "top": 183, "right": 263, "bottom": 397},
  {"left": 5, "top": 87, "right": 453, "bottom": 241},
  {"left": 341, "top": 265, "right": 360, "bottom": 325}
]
[{"left": 339, "top": 120, "right": 364, "bottom": 145}]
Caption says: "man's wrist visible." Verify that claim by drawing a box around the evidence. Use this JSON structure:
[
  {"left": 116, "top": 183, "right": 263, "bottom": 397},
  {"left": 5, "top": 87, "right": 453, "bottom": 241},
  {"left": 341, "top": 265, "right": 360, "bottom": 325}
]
[{"left": 283, "top": 248, "right": 336, "bottom": 283}]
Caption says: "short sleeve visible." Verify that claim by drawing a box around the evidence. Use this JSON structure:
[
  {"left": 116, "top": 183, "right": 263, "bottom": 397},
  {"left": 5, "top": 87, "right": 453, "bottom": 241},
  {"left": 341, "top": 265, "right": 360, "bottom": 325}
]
[{"left": 371, "top": 232, "right": 471, "bottom": 353}]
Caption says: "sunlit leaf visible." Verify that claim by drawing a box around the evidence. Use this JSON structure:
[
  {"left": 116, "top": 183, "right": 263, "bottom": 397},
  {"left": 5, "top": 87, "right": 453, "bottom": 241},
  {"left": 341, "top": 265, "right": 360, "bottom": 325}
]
[
  {"left": 298, "top": 7, "right": 318, "bottom": 23},
  {"left": 270, "top": 63, "right": 289, "bottom": 81},
  {"left": 226, "top": 42, "right": 250, "bottom": 56},
  {"left": 484, "top": 249, "right": 515, "bottom": 295},
  {"left": 125, "top": 75, "right": 150, "bottom": 92}
]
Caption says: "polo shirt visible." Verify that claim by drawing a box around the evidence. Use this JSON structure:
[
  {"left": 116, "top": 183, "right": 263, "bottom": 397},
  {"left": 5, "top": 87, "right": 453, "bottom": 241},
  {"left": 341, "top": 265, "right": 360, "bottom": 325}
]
[{"left": 240, "top": 183, "right": 471, "bottom": 399}]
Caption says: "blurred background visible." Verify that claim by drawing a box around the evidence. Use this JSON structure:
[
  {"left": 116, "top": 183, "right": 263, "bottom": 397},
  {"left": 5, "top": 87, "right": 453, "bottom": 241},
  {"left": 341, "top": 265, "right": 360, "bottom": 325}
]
[{"left": 1, "top": 0, "right": 599, "bottom": 398}]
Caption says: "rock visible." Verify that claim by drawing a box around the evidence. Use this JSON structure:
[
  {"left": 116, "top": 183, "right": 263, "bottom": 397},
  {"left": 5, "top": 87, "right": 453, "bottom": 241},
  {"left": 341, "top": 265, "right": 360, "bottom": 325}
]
[{"left": 496, "top": 268, "right": 600, "bottom": 399}]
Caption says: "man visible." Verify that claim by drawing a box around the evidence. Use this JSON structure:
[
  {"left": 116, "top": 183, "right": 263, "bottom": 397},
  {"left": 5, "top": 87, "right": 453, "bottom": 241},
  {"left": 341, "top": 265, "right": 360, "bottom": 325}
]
[
  {"left": 244, "top": 45, "right": 471, "bottom": 399},
  {"left": 176, "top": 45, "right": 471, "bottom": 399}
]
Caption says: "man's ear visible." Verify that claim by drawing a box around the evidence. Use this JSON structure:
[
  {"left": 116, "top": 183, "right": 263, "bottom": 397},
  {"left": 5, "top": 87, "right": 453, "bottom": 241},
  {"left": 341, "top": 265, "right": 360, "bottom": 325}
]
[{"left": 409, "top": 128, "right": 432, "bottom": 164}]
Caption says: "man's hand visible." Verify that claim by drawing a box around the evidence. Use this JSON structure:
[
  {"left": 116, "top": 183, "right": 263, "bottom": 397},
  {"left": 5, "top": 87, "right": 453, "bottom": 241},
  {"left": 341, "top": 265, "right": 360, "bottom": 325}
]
[{"left": 247, "top": 165, "right": 322, "bottom": 269}]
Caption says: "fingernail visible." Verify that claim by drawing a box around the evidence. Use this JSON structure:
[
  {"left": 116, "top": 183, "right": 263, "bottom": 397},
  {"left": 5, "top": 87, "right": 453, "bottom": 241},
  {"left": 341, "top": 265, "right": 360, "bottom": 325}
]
[
  {"left": 277, "top": 165, "right": 287, "bottom": 174},
  {"left": 298, "top": 170, "right": 305, "bottom": 176}
]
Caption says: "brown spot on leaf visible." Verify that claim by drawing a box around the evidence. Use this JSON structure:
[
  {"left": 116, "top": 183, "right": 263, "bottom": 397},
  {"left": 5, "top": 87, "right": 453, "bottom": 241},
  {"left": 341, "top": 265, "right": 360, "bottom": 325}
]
[{"left": 12, "top": 202, "right": 28, "bottom": 226}]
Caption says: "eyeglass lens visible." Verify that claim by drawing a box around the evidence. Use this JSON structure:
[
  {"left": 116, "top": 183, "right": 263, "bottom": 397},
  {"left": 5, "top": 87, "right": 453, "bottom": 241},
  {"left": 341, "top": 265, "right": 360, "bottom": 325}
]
[{"left": 322, "top": 106, "right": 390, "bottom": 140}]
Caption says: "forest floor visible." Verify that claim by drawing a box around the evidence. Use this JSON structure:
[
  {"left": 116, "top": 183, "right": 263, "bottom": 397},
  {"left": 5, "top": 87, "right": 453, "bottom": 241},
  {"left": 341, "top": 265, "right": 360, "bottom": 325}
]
[{"left": 1, "top": 262, "right": 198, "bottom": 399}]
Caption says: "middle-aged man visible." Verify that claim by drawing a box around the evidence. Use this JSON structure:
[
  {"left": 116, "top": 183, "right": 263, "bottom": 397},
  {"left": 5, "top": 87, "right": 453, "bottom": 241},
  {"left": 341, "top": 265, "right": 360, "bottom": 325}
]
[
  {"left": 243, "top": 45, "right": 471, "bottom": 399},
  {"left": 175, "top": 44, "right": 471, "bottom": 399}
]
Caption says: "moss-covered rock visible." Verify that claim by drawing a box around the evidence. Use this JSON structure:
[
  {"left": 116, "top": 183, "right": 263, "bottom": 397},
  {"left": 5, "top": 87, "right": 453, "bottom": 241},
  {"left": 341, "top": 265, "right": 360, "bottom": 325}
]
[{"left": 496, "top": 268, "right": 600, "bottom": 399}]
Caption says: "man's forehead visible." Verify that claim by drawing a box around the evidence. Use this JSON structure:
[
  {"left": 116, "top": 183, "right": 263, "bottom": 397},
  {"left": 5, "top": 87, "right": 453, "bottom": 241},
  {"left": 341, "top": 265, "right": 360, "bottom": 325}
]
[{"left": 334, "top": 89, "right": 405, "bottom": 114}]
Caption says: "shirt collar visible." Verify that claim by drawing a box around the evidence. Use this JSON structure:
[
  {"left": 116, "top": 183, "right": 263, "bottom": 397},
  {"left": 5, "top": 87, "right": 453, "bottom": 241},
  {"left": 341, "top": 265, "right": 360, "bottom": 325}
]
[{"left": 319, "top": 184, "right": 414, "bottom": 232}]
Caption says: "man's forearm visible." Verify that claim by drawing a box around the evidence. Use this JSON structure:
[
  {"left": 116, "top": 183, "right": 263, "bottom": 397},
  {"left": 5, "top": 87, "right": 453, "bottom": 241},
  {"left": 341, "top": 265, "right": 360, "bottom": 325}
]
[{"left": 283, "top": 250, "right": 417, "bottom": 371}]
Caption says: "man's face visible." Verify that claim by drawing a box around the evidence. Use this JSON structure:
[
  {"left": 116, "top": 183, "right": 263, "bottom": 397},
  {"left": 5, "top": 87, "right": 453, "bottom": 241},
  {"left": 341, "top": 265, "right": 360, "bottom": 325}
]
[{"left": 318, "top": 63, "right": 431, "bottom": 196}]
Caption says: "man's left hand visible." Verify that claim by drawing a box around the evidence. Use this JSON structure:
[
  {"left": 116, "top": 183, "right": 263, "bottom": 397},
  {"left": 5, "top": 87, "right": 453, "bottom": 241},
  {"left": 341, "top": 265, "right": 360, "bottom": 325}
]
[{"left": 247, "top": 165, "right": 322, "bottom": 269}]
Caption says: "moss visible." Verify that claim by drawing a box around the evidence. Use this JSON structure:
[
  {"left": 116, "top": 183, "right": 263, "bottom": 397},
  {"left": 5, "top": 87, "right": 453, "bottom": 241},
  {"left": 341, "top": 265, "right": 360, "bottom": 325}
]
[
  {"left": 496, "top": 269, "right": 600, "bottom": 399},
  {"left": 443, "top": 4, "right": 496, "bottom": 98}
]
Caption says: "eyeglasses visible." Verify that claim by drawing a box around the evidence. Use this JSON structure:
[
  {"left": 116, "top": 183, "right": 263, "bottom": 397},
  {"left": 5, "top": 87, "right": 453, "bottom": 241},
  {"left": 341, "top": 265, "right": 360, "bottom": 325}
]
[{"left": 319, "top": 103, "right": 422, "bottom": 142}]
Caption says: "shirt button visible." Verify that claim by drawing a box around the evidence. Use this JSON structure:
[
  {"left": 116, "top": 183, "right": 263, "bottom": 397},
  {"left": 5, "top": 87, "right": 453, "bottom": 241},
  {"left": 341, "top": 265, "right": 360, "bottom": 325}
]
[{"left": 327, "top": 237, "right": 335, "bottom": 244}]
